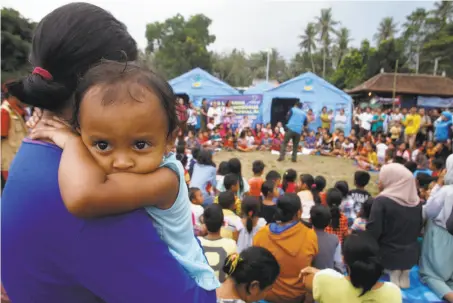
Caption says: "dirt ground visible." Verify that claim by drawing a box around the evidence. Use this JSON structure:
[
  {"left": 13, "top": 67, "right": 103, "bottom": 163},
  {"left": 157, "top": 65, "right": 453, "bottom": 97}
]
[{"left": 213, "top": 151, "right": 379, "bottom": 196}]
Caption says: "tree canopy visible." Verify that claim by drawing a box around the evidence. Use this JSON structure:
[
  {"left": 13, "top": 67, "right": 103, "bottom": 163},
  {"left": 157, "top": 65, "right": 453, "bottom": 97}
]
[{"left": 2, "top": 1, "right": 452, "bottom": 88}]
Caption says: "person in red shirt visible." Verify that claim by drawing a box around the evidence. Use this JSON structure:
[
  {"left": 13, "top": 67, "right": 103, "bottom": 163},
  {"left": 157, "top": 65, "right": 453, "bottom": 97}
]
[
  {"left": 248, "top": 160, "right": 265, "bottom": 197},
  {"left": 1, "top": 83, "right": 28, "bottom": 188},
  {"left": 282, "top": 169, "right": 298, "bottom": 193}
]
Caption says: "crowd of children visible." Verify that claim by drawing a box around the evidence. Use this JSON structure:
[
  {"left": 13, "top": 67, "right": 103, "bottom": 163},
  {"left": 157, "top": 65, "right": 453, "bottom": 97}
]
[
  {"left": 176, "top": 104, "right": 452, "bottom": 175},
  {"left": 180, "top": 142, "right": 453, "bottom": 303}
]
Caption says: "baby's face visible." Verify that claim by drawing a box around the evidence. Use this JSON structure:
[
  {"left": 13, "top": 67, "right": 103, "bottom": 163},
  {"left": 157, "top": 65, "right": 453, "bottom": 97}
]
[{"left": 78, "top": 84, "right": 171, "bottom": 175}]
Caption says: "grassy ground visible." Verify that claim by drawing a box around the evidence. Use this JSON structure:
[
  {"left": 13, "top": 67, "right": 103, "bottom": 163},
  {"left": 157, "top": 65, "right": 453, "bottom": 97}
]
[{"left": 213, "top": 151, "right": 379, "bottom": 196}]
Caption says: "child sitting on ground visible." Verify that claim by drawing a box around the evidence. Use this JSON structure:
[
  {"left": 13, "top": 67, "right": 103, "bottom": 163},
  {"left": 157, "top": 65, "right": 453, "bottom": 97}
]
[
  {"left": 324, "top": 188, "right": 349, "bottom": 243},
  {"left": 260, "top": 180, "right": 279, "bottom": 224},
  {"left": 314, "top": 175, "right": 327, "bottom": 206},
  {"left": 218, "top": 191, "right": 244, "bottom": 241},
  {"left": 266, "top": 170, "right": 283, "bottom": 203},
  {"left": 214, "top": 173, "right": 242, "bottom": 215},
  {"left": 198, "top": 204, "right": 237, "bottom": 283},
  {"left": 282, "top": 169, "right": 298, "bottom": 193},
  {"left": 248, "top": 160, "right": 265, "bottom": 198},
  {"left": 237, "top": 196, "right": 267, "bottom": 253},
  {"left": 190, "top": 187, "right": 205, "bottom": 236},
  {"left": 349, "top": 171, "right": 371, "bottom": 216},
  {"left": 350, "top": 197, "right": 374, "bottom": 232},
  {"left": 335, "top": 180, "right": 356, "bottom": 227},
  {"left": 310, "top": 204, "right": 344, "bottom": 273},
  {"left": 29, "top": 61, "right": 219, "bottom": 290}
]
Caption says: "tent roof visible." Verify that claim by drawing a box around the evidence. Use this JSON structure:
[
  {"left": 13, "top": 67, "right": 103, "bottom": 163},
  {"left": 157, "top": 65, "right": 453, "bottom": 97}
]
[
  {"left": 169, "top": 67, "right": 239, "bottom": 96},
  {"left": 265, "top": 72, "right": 350, "bottom": 100},
  {"left": 244, "top": 81, "right": 276, "bottom": 94}
]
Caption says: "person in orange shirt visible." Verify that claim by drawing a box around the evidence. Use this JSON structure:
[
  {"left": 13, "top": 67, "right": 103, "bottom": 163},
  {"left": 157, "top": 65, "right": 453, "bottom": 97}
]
[
  {"left": 1, "top": 83, "right": 28, "bottom": 189},
  {"left": 254, "top": 193, "right": 318, "bottom": 303},
  {"left": 248, "top": 160, "right": 265, "bottom": 198}
]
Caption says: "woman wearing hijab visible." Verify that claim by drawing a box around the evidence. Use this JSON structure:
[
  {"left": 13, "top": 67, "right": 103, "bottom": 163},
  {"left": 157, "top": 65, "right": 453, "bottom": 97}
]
[
  {"left": 367, "top": 163, "right": 423, "bottom": 289},
  {"left": 420, "top": 154, "right": 453, "bottom": 303}
]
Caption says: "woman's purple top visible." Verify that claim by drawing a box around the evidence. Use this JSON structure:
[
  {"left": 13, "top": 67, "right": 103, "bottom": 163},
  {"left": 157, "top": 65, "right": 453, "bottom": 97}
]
[{"left": 1, "top": 139, "right": 216, "bottom": 303}]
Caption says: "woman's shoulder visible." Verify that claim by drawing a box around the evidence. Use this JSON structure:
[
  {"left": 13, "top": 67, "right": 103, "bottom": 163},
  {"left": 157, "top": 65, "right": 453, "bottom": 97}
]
[{"left": 373, "top": 282, "right": 402, "bottom": 301}]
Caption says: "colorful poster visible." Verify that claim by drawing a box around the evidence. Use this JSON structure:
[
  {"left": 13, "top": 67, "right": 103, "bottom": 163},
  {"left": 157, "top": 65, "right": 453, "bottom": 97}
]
[{"left": 204, "top": 95, "right": 262, "bottom": 128}]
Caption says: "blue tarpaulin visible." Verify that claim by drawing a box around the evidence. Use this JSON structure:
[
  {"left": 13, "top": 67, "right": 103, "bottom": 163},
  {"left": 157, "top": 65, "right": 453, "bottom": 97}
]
[
  {"left": 243, "top": 81, "right": 276, "bottom": 94},
  {"left": 260, "top": 72, "right": 353, "bottom": 135},
  {"left": 169, "top": 68, "right": 240, "bottom": 106}
]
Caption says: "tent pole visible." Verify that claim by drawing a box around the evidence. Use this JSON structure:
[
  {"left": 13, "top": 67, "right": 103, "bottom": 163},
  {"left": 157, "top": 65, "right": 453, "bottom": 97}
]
[{"left": 392, "top": 60, "right": 398, "bottom": 110}]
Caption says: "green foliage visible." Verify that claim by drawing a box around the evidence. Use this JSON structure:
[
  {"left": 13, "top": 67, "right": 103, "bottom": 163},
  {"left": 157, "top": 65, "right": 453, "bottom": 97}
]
[
  {"left": 145, "top": 14, "right": 216, "bottom": 79},
  {"left": 1, "top": 8, "right": 35, "bottom": 82}
]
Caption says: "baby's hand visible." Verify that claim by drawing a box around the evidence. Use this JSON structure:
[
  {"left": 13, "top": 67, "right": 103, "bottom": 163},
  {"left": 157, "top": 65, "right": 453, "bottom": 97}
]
[{"left": 30, "top": 117, "right": 78, "bottom": 149}]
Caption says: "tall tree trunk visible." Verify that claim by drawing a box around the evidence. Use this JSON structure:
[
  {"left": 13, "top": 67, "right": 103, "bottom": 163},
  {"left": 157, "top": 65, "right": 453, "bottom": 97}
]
[
  {"left": 322, "top": 46, "right": 326, "bottom": 78},
  {"left": 310, "top": 51, "right": 316, "bottom": 73},
  {"left": 415, "top": 44, "right": 421, "bottom": 74}
]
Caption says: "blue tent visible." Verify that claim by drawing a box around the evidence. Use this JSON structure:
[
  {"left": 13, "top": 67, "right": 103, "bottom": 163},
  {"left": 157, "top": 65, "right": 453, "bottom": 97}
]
[
  {"left": 169, "top": 68, "right": 240, "bottom": 106},
  {"left": 243, "top": 81, "right": 275, "bottom": 94},
  {"left": 260, "top": 72, "right": 353, "bottom": 134}
]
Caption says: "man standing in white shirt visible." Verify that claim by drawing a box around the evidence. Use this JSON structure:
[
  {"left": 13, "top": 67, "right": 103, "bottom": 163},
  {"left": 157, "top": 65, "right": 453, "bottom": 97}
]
[
  {"left": 359, "top": 107, "right": 373, "bottom": 136},
  {"left": 207, "top": 102, "right": 222, "bottom": 126}
]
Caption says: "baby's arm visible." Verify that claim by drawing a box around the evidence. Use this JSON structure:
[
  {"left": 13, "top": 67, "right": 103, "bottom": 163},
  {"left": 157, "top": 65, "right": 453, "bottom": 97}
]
[
  {"left": 30, "top": 118, "right": 178, "bottom": 218},
  {"left": 59, "top": 137, "right": 178, "bottom": 218}
]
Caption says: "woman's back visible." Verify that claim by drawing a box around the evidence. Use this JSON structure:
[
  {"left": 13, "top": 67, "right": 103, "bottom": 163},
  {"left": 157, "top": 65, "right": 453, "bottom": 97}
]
[
  {"left": 2, "top": 140, "right": 215, "bottom": 303},
  {"left": 367, "top": 196, "right": 422, "bottom": 269},
  {"left": 313, "top": 269, "right": 402, "bottom": 303}
]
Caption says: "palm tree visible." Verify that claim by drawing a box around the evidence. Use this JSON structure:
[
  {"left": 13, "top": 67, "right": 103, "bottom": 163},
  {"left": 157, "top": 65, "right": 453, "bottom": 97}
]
[
  {"left": 374, "top": 17, "right": 398, "bottom": 45},
  {"left": 336, "top": 27, "right": 352, "bottom": 67},
  {"left": 316, "top": 8, "right": 338, "bottom": 78},
  {"left": 299, "top": 22, "right": 318, "bottom": 72},
  {"left": 433, "top": 0, "right": 453, "bottom": 25},
  {"left": 403, "top": 8, "right": 428, "bottom": 73}
]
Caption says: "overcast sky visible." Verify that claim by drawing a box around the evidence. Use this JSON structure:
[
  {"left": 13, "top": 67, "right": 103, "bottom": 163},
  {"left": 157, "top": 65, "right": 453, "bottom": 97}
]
[{"left": 2, "top": 0, "right": 435, "bottom": 59}]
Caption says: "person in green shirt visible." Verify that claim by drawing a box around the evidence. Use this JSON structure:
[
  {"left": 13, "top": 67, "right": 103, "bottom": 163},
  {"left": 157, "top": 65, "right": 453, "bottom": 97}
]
[{"left": 300, "top": 232, "right": 402, "bottom": 303}]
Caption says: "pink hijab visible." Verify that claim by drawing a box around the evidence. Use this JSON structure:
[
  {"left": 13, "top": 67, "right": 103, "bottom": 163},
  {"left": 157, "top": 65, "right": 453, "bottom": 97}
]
[{"left": 378, "top": 163, "right": 420, "bottom": 207}]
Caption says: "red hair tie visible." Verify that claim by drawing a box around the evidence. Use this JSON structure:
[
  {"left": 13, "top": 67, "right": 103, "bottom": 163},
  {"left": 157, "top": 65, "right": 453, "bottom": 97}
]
[
  {"left": 311, "top": 184, "right": 317, "bottom": 189},
  {"left": 32, "top": 67, "right": 53, "bottom": 80}
]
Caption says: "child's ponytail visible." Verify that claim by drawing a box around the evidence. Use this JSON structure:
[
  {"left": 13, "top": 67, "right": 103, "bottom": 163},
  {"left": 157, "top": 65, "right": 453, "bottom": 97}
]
[
  {"left": 241, "top": 196, "right": 261, "bottom": 234},
  {"left": 326, "top": 188, "right": 343, "bottom": 230}
]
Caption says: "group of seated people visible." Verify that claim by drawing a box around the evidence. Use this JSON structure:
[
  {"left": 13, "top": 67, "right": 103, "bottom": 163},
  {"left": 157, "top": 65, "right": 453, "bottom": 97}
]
[{"left": 180, "top": 149, "right": 453, "bottom": 303}]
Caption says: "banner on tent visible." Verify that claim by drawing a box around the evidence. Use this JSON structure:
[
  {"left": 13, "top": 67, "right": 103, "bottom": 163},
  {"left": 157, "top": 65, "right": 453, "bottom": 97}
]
[{"left": 204, "top": 95, "right": 263, "bottom": 127}]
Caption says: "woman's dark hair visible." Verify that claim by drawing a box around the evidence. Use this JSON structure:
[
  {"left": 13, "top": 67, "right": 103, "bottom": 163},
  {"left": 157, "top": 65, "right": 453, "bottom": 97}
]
[
  {"left": 282, "top": 169, "right": 297, "bottom": 192},
  {"left": 223, "top": 247, "right": 280, "bottom": 293},
  {"left": 261, "top": 180, "right": 275, "bottom": 198},
  {"left": 7, "top": 3, "right": 137, "bottom": 112},
  {"left": 175, "top": 153, "right": 188, "bottom": 168},
  {"left": 72, "top": 61, "right": 178, "bottom": 137},
  {"left": 242, "top": 196, "right": 261, "bottom": 233},
  {"left": 239, "top": 130, "right": 247, "bottom": 139},
  {"left": 360, "top": 198, "right": 374, "bottom": 220},
  {"left": 314, "top": 175, "right": 326, "bottom": 191},
  {"left": 334, "top": 180, "right": 349, "bottom": 198},
  {"left": 300, "top": 174, "right": 321, "bottom": 204},
  {"left": 197, "top": 149, "right": 215, "bottom": 167},
  {"left": 176, "top": 144, "right": 185, "bottom": 155},
  {"left": 228, "top": 158, "right": 244, "bottom": 192},
  {"left": 217, "top": 161, "right": 230, "bottom": 176},
  {"left": 326, "top": 188, "right": 343, "bottom": 229},
  {"left": 274, "top": 193, "right": 301, "bottom": 223},
  {"left": 192, "top": 147, "right": 200, "bottom": 160},
  {"left": 343, "top": 232, "right": 384, "bottom": 296}
]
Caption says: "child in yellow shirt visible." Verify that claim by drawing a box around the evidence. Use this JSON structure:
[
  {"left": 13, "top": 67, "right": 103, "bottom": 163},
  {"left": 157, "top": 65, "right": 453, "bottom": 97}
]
[{"left": 214, "top": 173, "right": 242, "bottom": 215}]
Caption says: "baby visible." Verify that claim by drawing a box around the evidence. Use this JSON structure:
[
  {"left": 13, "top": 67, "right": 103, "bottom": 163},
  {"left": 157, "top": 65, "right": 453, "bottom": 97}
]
[{"left": 30, "top": 61, "right": 219, "bottom": 290}]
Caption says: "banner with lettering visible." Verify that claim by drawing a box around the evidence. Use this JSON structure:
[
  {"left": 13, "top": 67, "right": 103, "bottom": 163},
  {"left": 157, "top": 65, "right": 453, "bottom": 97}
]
[{"left": 203, "top": 95, "right": 262, "bottom": 128}]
